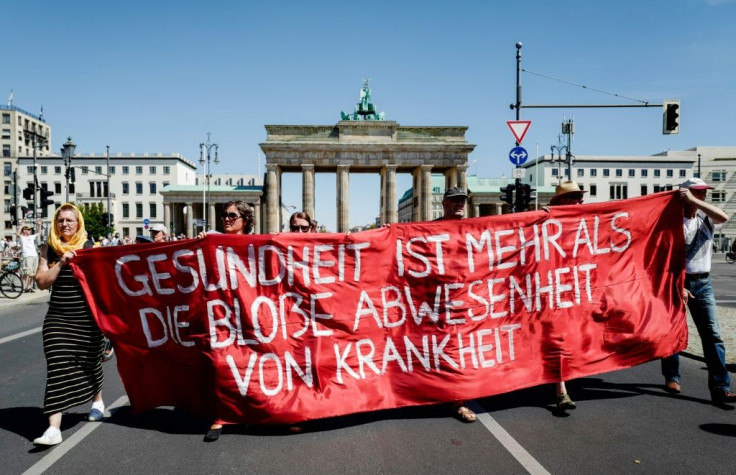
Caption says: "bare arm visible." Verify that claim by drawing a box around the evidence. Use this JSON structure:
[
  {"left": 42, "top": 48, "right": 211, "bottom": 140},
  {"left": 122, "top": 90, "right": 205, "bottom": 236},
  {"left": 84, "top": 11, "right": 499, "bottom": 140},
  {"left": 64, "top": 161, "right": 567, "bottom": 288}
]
[
  {"left": 680, "top": 189, "right": 728, "bottom": 224},
  {"left": 35, "top": 250, "right": 77, "bottom": 290}
]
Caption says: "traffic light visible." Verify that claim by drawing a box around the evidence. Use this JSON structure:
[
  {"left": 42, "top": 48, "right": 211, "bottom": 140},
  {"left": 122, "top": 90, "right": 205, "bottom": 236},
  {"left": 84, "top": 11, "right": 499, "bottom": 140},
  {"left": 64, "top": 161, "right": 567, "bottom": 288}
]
[
  {"left": 102, "top": 212, "right": 114, "bottom": 227},
  {"left": 663, "top": 100, "right": 680, "bottom": 134},
  {"left": 40, "top": 188, "right": 55, "bottom": 218},
  {"left": 22, "top": 184, "right": 35, "bottom": 201},
  {"left": 500, "top": 185, "right": 514, "bottom": 211},
  {"left": 519, "top": 184, "right": 533, "bottom": 211}
]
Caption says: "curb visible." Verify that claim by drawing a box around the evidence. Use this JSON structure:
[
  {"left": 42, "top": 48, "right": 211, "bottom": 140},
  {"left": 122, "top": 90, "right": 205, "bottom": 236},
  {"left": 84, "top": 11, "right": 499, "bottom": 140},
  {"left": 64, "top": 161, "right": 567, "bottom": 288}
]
[{"left": 0, "top": 290, "right": 50, "bottom": 310}]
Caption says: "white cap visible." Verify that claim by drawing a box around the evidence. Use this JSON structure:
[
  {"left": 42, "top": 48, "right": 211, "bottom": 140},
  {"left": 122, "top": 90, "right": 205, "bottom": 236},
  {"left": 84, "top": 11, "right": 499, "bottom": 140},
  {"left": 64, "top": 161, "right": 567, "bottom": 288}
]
[{"left": 150, "top": 223, "right": 168, "bottom": 234}]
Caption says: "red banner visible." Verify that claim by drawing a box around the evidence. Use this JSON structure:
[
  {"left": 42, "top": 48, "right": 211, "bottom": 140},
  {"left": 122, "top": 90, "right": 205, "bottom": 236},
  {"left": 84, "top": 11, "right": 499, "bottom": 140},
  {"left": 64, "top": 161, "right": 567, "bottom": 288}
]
[{"left": 73, "top": 191, "right": 686, "bottom": 424}]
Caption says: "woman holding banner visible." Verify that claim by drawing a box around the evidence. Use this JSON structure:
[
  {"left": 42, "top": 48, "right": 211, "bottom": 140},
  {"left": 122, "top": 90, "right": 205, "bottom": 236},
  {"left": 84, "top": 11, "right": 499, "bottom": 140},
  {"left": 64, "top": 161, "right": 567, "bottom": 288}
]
[
  {"left": 33, "top": 204, "right": 104, "bottom": 446},
  {"left": 204, "top": 200, "right": 254, "bottom": 442}
]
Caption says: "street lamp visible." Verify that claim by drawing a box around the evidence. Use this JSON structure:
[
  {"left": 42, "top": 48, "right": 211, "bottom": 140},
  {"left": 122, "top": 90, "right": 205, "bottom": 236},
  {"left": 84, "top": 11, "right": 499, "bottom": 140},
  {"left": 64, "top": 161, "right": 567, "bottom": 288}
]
[
  {"left": 199, "top": 133, "right": 219, "bottom": 231},
  {"left": 61, "top": 137, "right": 76, "bottom": 203}
]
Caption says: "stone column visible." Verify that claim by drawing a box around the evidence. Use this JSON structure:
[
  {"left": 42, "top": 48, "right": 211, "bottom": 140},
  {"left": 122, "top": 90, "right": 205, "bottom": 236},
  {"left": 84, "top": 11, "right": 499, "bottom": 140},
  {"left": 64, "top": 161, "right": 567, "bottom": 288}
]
[
  {"left": 208, "top": 202, "right": 217, "bottom": 231},
  {"left": 420, "top": 164, "right": 433, "bottom": 221},
  {"left": 495, "top": 203, "right": 503, "bottom": 215},
  {"left": 164, "top": 202, "right": 171, "bottom": 233},
  {"left": 412, "top": 167, "right": 422, "bottom": 222},
  {"left": 456, "top": 164, "right": 469, "bottom": 192},
  {"left": 186, "top": 201, "right": 194, "bottom": 237},
  {"left": 252, "top": 198, "right": 261, "bottom": 234},
  {"left": 445, "top": 167, "right": 458, "bottom": 192},
  {"left": 472, "top": 202, "right": 480, "bottom": 218},
  {"left": 336, "top": 164, "right": 350, "bottom": 232},
  {"left": 379, "top": 167, "right": 386, "bottom": 224},
  {"left": 301, "top": 163, "right": 315, "bottom": 219},
  {"left": 265, "top": 164, "right": 280, "bottom": 233},
  {"left": 385, "top": 164, "right": 398, "bottom": 224}
]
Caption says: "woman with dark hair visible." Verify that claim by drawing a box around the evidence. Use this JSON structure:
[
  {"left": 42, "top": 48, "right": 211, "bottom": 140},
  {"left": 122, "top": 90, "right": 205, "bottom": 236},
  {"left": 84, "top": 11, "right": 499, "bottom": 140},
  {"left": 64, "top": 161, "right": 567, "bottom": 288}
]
[
  {"left": 205, "top": 200, "right": 254, "bottom": 442},
  {"left": 33, "top": 204, "right": 103, "bottom": 446},
  {"left": 289, "top": 211, "right": 312, "bottom": 233}
]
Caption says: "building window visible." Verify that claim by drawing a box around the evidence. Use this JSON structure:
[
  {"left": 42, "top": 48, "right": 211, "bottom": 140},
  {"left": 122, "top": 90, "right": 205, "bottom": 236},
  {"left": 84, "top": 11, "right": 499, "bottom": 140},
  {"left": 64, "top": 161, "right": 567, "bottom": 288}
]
[
  {"left": 81, "top": 166, "right": 88, "bottom": 174},
  {"left": 54, "top": 166, "right": 61, "bottom": 174},
  {"left": 122, "top": 182, "right": 129, "bottom": 194},
  {"left": 95, "top": 166, "right": 102, "bottom": 175},
  {"left": 2, "top": 114, "right": 9, "bottom": 124},
  {"left": 135, "top": 203, "right": 143, "bottom": 218},
  {"left": 40, "top": 166, "right": 47, "bottom": 174},
  {"left": 654, "top": 169, "right": 661, "bottom": 177},
  {"left": 678, "top": 169, "right": 686, "bottom": 178},
  {"left": 109, "top": 166, "right": 115, "bottom": 175},
  {"left": 2, "top": 145, "right": 10, "bottom": 157},
  {"left": 590, "top": 169, "right": 597, "bottom": 177},
  {"left": 666, "top": 169, "right": 673, "bottom": 177},
  {"left": 3, "top": 163, "right": 10, "bottom": 176},
  {"left": 163, "top": 166, "right": 170, "bottom": 175},
  {"left": 628, "top": 169, "right": 635, "bottom": 177},
  {"left": 27, "top": 166, "right": 35, "bottom": 174},
  {"left": 712, "top": 170, "right": 727, "bottom": 182},
  {"left": 150, "top": 203, "right": 157, "bottom": 218},
  {"left": 135, "top": 166, "right": 143, "bottom": 174},
  {"left": 641, "top": 185, "right": 648, "bottom": 196},
  {"left": 122, "top": 203, "right": 129, "bottom": 218},
  {"left": 577, "top": 169, "right": 584, "bottom": 177},
  {"left": 603, "top": 169, "right": 610, "bottom": 177},
  {"left": 551, "top": 169, "right": 558, "bottom": 176},
  {"left": 149, "top": 166, "right": 156, "bottom": 174},
  {"left": 162, "top": 181, "right": 169, "bottom": 188},
  {"left": 55, "top": 182, "right": 61, "bottom": 194},
  {"left": 589, "top": 185, "right": 597, "bottom": 197},
  {"left": 135, "top": 182, "right": 143, "bottom": 194},
  {"left": 615, "top": 169, "right": 623, "bottom": 177},
  {"left": 710, "top": 191, "right": 725, "bottom": 202},
  {"left": 2, "top": 128, "right": 10, "bottom": 139},
  {"left": 149, "top": 182, "right": 157, "bottom": 194},
  {"left": 122, "top": 166, "right": 129, "bottom": 174},
  {"left": 123, "top": 227, "right": 130, "bottom": 238},
  {"left": 641, "top": 169, "right": 648, "bottom": 177},
  {"left": 610, "top": 184, "right": 628, "bottom": 200}
]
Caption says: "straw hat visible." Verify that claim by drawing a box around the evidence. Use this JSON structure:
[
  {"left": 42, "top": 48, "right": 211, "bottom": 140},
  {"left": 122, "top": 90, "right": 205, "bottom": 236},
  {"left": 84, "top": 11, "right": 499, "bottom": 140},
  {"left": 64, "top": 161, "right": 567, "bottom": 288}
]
[{"left": 549, "top": 180, "right": 587, "bottom": 205}]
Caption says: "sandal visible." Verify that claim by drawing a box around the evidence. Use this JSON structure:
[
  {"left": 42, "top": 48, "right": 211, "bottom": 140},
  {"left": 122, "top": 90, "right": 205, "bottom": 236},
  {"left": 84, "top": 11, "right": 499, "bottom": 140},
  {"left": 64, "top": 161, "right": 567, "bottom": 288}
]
[{"left": 453, "top": 404, "right": 477, "bottom": 423}]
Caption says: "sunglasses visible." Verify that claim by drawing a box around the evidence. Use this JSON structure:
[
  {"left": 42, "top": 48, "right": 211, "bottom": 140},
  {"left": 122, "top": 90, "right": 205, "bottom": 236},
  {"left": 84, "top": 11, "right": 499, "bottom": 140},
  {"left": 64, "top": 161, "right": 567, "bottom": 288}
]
[
  {"left": 222, "top": 212, "right": 242, "bottom": 220},
  {"left": 290, "top": 225, "right": 310, "bottom": 232}
]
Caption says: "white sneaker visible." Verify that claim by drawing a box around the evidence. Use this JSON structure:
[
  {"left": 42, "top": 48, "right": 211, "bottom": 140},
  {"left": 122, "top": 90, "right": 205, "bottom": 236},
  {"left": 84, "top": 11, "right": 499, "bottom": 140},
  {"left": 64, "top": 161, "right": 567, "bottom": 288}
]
[{"left": 33, "top": 427, "right": 62, "bottom": 446}]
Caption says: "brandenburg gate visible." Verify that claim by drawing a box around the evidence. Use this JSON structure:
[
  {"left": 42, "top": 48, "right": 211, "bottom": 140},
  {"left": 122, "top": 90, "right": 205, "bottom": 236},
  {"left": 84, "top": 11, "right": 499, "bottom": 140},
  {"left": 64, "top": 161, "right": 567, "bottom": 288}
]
[{"left": 260, "top": 82, "right": 476, "bottom": 232}]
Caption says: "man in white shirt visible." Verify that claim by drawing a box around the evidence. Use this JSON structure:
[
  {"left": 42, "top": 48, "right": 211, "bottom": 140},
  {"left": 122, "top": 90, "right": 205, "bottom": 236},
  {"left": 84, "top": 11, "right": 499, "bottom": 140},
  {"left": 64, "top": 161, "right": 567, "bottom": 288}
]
[
  {"left": 16, "top": 220, "right": 41, "bottom": 292},
  {"left": 661, "top": 177, "right": 735, "bottom": 405}
]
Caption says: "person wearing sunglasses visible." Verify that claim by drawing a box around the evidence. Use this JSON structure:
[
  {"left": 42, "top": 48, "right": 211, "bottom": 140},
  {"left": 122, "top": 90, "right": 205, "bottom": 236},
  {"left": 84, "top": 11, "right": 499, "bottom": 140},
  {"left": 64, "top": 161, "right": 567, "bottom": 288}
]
[
  {"left": 204, "top": 200, "right": 254, "bottom": 442},
  {"left": 289, "top": 211, "right": 313, "bottom": 233}
]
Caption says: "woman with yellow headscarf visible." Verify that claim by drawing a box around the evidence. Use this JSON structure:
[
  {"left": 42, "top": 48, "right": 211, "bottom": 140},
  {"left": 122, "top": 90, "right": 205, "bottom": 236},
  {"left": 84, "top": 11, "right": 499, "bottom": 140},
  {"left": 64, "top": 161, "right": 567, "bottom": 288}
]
[{"left": 33, "top": 204, "right": 105, "bottom": 446}]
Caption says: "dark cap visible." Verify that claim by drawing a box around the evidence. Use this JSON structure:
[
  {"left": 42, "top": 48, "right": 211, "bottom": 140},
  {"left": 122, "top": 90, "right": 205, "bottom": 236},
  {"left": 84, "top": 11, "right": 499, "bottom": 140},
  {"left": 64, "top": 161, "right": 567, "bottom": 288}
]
[{"left": 443, "top": 187, "right": 469, "bottom": 200}]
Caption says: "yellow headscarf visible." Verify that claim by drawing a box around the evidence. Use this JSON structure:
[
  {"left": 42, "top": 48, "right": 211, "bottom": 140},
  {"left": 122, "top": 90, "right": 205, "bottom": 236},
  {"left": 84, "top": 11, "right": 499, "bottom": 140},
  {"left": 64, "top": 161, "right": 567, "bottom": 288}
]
[{"left": 48, "top": 203, "right": 88, "bottom": 256}]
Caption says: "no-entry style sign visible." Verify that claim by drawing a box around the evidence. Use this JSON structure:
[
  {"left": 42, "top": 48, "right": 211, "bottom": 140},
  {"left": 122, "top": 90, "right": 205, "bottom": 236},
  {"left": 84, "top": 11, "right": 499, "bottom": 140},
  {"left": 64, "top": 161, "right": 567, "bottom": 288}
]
[{"left": 506, "top": 120, "right": 531, "bottom": 145}]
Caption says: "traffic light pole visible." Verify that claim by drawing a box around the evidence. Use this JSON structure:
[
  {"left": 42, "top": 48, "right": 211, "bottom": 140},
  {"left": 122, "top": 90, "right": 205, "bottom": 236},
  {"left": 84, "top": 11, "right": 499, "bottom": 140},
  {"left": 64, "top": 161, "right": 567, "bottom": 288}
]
[
  {"left": 106, "top": 145, "right": 112, "bottom": 236},
  {"left": 512, "top": 42, "right": 523, "bottom": 213}
]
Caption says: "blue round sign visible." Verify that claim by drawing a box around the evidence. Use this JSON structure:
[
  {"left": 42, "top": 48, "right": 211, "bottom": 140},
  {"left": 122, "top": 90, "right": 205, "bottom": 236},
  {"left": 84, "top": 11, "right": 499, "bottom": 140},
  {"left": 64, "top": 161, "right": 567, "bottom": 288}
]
[
  {"left": 143, "top": 218, "right": 150, "bottom": 225},
  {"left": 509, "top": 146, "right": 528, "bottom": 165}
]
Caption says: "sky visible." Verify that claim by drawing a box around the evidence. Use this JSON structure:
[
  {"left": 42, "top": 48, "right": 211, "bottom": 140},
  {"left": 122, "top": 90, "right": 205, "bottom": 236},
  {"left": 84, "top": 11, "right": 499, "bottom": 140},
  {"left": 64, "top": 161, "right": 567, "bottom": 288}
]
[{"left": 5, "top": 0, "right": 736, "bottom": 231}]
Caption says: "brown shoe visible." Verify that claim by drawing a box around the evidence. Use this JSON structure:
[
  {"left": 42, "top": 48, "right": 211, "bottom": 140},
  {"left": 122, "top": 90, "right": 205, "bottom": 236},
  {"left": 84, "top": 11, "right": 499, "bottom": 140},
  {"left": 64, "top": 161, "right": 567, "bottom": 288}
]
[
  {"left": 664, "top": 380, "right": 682, "bottom": 394},
  {"left": 711, "top": 390, "right": 736, "bottom": 404}
]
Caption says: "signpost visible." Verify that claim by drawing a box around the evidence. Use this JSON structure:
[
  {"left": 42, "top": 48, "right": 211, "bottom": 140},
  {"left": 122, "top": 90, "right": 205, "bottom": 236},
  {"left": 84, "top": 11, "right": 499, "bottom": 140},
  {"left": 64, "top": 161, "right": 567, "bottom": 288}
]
[
  {"left": 509, "top": 146, "right": 528, "bottom": 165},
  {"left": 143, "top": 218, "right": 150, "bottom": 230},
  {"left": 506, "top": 120, "right": 531, "bottom": 145}
]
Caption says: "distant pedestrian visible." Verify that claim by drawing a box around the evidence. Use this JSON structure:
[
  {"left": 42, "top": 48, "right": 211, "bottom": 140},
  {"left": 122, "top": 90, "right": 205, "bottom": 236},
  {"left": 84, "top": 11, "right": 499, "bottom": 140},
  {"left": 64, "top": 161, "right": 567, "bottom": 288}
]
[
  {"left": 661, "top": 177, "right": 736, "bottom": 405},
  {"left": 17, "top": 220, "right": 42, "bottom": 292}
]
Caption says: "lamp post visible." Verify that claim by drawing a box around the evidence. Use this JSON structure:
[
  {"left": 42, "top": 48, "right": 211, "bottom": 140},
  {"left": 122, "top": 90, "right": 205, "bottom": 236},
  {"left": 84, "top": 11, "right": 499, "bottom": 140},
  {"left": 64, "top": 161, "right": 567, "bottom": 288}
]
[
  {"left": 199, "top": 133, "right": 219, "bottom": 232},
  {"left": 61, "top": 137, "right": 76, "bottom": 203},
  {"left": 697, "top": 153, "right": 701, "bottom": 178},
  {"left": 106, "top": 145, "right": 112, "bottom": 236}
]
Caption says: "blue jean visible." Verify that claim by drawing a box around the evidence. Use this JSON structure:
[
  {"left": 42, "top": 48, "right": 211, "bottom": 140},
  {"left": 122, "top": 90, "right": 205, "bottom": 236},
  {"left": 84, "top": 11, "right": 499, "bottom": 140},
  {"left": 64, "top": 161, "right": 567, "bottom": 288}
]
[{"left": 661, "top": 275, "right": 730, "bottom": 391}]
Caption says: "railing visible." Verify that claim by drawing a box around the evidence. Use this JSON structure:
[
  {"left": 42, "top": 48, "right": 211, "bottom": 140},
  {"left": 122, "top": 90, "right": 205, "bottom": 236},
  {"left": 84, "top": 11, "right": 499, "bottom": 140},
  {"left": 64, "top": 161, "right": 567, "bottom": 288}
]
[
  {"left": 73, "top": 192, "right": 116, "bottom": 199},
  {"left": 0, "top": 104, "right": 45, "bottom": 122}
]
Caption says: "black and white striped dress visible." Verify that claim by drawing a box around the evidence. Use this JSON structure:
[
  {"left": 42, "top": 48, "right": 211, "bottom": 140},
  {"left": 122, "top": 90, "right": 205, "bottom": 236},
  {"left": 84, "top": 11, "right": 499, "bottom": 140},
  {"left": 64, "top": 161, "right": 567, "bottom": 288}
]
[{"left": 41, "top": 244, "right": 104, "bottom": 415}]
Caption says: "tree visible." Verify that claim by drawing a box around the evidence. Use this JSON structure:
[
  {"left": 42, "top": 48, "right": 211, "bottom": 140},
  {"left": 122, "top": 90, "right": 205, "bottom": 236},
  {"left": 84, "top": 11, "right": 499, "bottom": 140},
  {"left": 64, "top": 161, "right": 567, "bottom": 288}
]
[{"left": 78, "top": 202, "right": 109, "bottom": 240}]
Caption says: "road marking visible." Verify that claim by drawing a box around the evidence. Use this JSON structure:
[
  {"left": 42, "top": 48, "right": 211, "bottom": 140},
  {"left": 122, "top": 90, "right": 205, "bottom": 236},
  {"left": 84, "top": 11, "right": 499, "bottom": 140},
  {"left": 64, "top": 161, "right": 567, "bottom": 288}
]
[
  {"left": 0, "top": 327, "right": 41, "bottom": 345},
  {"left": 469, "top": 402, "right": 550, "bottom": 475},
  {"left": 22, "top": 395, "right": 129, "bottom": 475}
]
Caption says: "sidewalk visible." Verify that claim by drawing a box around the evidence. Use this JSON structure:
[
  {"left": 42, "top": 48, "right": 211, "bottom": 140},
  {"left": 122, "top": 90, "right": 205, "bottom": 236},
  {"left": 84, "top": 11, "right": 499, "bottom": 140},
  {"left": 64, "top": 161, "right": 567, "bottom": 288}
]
[{"left": 0, "top": 288, "right": 50, "bottom": 310}]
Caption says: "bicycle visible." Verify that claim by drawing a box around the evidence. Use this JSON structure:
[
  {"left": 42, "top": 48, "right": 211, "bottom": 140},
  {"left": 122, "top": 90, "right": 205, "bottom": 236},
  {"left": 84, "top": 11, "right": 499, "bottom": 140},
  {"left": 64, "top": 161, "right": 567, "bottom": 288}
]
[
  {"left": 727, "top": 252, "right": 735, "bottom": 264},
  {"left": 0, "top": 258, "right": 24, "bottom": 299}
]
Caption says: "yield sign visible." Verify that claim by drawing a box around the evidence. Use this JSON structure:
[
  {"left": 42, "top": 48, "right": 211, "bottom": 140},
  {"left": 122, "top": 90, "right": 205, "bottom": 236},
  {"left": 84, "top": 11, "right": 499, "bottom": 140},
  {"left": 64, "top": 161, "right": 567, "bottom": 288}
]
[{"left": 506, "top": 120, "right": 532, "bottom": 145}]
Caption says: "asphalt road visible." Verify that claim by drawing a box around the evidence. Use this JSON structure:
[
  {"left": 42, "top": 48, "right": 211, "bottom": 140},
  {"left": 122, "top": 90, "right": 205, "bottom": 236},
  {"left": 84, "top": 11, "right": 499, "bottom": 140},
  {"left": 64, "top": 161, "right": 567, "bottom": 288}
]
[{"left": 2, "top": 266, "right": 736, "bottom": 474}]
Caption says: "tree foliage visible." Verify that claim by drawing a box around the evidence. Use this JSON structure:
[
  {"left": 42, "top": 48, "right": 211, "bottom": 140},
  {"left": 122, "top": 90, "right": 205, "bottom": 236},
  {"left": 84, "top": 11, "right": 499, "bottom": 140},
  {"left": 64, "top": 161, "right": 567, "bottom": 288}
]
[{"left": 78, "top": 202, "right": 109, "bottom": 241}]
